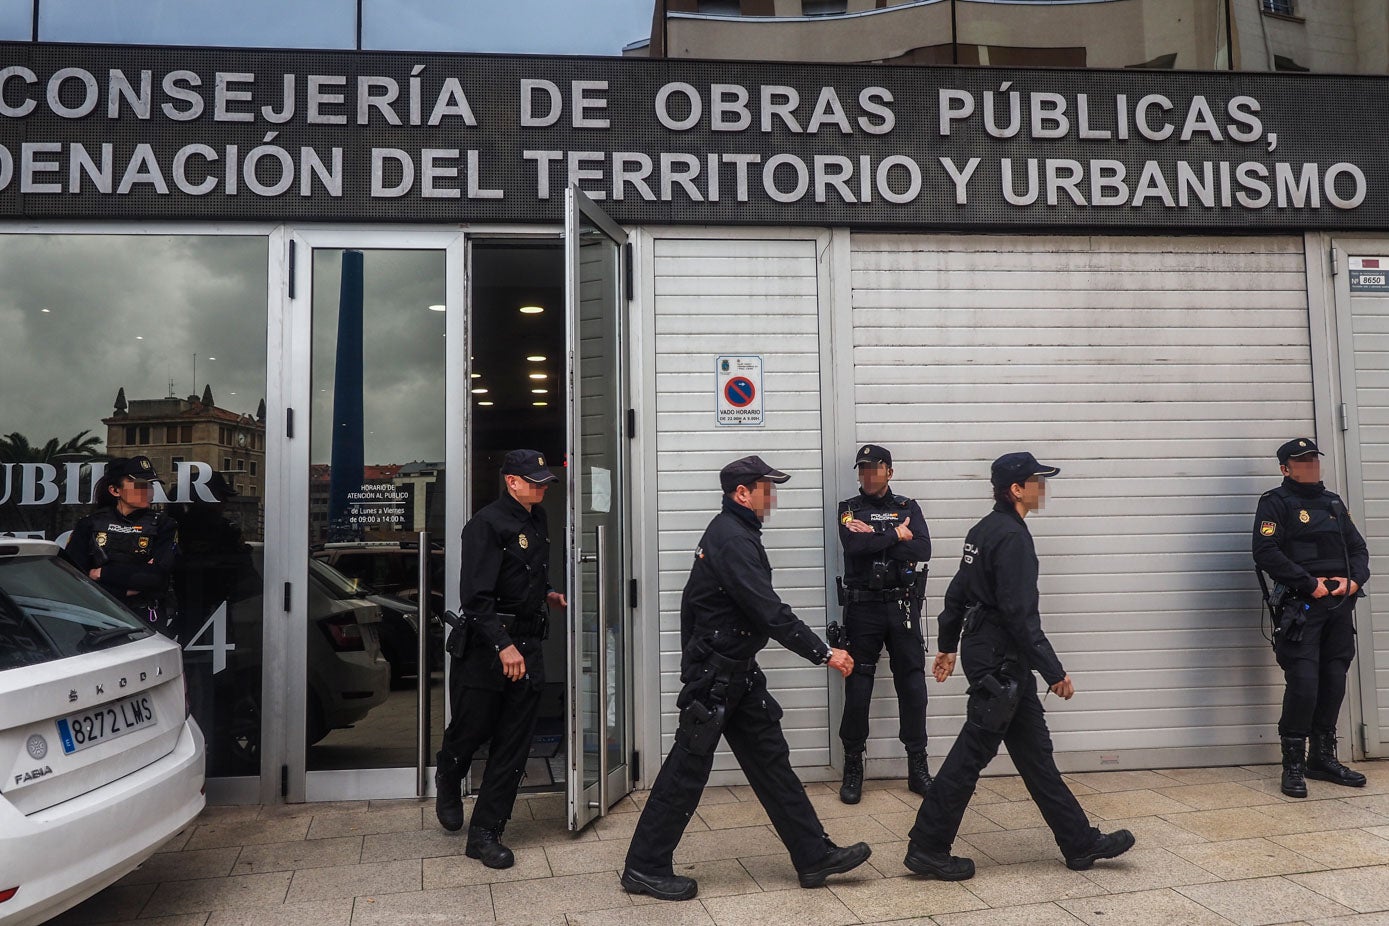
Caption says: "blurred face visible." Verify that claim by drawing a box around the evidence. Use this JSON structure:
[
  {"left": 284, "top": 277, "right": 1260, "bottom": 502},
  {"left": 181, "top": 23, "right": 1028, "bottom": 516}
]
[
  {"left": 1012, "top": 475, "right": 1046, "bottom": 514},
  {"left": 1282, "top": 453, "right": 1321, "bottom": 485},
  {"left": 857, "top": 462, "right": 892, "bottom": 496},
  {"left": 111, "top": 476, "right": 155, "bottom": 514},
  {"left": 505, "top": 474, "right": 550, "bottom": 507},
  {"left": 733, "top": 479, "right": 778, "bottom": 521}
]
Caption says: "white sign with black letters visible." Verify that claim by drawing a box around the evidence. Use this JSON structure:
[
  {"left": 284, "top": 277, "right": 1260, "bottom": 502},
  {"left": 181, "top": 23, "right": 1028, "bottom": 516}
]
[
  {"left": 1350, "top": 257, "right": 1389, "bottom": 293},
  {"left": 716, "top": 356, "right": 764, "bottom": 427}
]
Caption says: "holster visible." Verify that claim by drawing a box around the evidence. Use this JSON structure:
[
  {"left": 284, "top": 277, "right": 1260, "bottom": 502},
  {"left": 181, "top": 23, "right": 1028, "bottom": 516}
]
[
  {"left": 825, "top": 620, "right": 847, "bottom": 650},
  {"left": 1276, "top": 599, "right": 1309, "bottom": 645},
  {"left": 966, "top": 671, "right": 1022, "bottom": 734},
  {"left": 443, "top": 610, "right": 471, "bottom": 658}
]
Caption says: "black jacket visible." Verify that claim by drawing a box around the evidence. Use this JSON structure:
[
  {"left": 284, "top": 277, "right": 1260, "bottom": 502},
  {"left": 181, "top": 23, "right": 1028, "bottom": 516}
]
[
  {"left": 1253, "top": 478, "right": 1370, "bottom": 598},
  {"left": 937, "top": 502, "right": 1066, "bottom": 686},
  {"left": 837, "top": 487, "right": 931, "bottom": 588},
  {"left": 459, "top": 493, "right": 553, "bottom": 653},
  {"left": 679, "top": 497, "right": 830, "bottom": 674},
  {"left": 64, "top": 505, "right": 178, "bottom": 607}
]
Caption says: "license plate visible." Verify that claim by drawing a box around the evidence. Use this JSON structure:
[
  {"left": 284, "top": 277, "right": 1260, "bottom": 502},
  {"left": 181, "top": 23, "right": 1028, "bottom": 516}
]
[{"left": 56, "top": 693, "right": 157, "bottom": 755}]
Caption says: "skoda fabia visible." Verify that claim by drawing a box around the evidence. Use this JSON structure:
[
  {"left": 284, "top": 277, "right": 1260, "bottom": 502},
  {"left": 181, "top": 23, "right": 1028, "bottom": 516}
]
[{"left": 0, "top": 539, "right": 205, "bottom": 926}]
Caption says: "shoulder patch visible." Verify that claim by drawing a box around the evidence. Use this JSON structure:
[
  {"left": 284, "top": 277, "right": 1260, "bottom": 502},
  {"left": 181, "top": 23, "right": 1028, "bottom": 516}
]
[
  {"left": 840, "top": 510, "right": 853, "bottom": 526},
  {"left": 1260, "top": 521, "right": 1276, "bottom": 536}
]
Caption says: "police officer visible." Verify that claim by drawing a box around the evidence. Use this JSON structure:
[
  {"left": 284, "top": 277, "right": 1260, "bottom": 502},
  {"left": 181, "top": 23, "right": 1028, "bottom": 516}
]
[
  {"left": 434, "top": 449, "right": 567, "bottom": 869},
  {"left": 903, "top": 452, "right": 1133, "bottom": 881},
  {"left": 621, "top": 455, "right": 870, "bottom": 902},
  {"left": 1253, "top": 438, "right": 1369, "bottom": 798},
  {"left": 63, "top": 456, "right": 178, "bottom": 637},
  {"left": 836, "top": 444, "right": 932, "bottom": 803}
]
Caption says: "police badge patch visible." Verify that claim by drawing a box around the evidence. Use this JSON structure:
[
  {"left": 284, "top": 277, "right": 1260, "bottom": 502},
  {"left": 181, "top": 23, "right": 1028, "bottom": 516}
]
[
  {"left": 1299, "top": 510, "right": 1310, "bottom": 523},
  {"left": 1260, "top": 521, "right": 1276, "bottom": 536},
  {"left": 96, "top": 531, "right": 107, "bottom": 547},
  {"left": 518, "top": 533, "right": 529, "bottom": 550},
  {"left": 840, "top": 510, "right": 853, "bottom": 526},
  {"left": 137, "top": 536, "right": 150, "bottom": 552}
]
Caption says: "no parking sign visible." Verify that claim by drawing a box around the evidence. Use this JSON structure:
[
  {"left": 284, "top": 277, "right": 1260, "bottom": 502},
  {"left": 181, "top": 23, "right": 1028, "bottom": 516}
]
[{"left": 716, "top": 356, "right": 764, "bottom": 427}]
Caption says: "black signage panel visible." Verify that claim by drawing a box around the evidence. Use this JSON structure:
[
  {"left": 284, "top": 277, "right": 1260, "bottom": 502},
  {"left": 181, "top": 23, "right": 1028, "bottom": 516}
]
[{"left": 0, "top": 41, "right": 1384, "bottom": 229}]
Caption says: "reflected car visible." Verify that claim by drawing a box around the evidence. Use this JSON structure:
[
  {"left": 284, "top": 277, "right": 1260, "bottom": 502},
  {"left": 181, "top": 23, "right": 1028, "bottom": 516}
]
[{"left": 0, "top": 539, "right": 205, "bottom": 926}]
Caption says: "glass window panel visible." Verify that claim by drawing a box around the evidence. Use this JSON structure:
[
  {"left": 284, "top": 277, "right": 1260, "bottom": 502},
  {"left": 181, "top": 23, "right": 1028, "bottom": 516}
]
[
  {"left": 363, "top": 0, "right": 653, "bottom": 55},
  {"left": 0, "top": 0, "right": 30, "bottom": 40},
  {"left": 39, "top": 0, "right": 354, "bottom": 48},
  {"left": 0, "top": 233, "right": 269, "bottom": 779}
]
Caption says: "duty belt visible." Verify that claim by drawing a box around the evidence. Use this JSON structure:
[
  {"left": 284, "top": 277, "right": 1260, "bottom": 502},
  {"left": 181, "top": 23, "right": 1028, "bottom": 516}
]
[
  {"left": 842, "top": 586, "right": 910, "bottom": 603},
  {"left": 703, "top": 651, "right": 757, "bottom": 673}
]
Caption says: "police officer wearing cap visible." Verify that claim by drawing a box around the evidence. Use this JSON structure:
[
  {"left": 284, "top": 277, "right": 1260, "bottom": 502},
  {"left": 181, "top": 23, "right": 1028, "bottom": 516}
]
[
  {"left": 63, "top": 456, "right": 179, "bottom": 638},
  {"left": 902, "top": 452, "right": 1133, "bottom": 881},
  {"left": 434, "top": 449, "right": 567, "bottom": 868},
  {"left": 835, "top": 444, "right": 932, "bottom": 804},
  {"left": 1253, "top": 438, "right": 1369, "bottom": 798},
  {"left": 621, "top": 455, "right": 871, "bottom": 902}
]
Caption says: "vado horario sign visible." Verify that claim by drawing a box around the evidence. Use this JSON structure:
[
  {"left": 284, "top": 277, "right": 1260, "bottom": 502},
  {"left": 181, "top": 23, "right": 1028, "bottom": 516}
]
[{"left": 0, "top": 42, "right": 1384, "bottom": 229}]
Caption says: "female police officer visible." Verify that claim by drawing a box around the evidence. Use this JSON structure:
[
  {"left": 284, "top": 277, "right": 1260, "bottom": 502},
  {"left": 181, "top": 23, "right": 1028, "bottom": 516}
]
[{"left": 902, "top": 452, "right": 1133, "bottom": 880}]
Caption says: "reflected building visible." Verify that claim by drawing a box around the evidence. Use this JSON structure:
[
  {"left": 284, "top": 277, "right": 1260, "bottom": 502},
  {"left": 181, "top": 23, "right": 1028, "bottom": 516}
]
[{"left": 637, "top": 0, "right": 1389, "bottom": 74}]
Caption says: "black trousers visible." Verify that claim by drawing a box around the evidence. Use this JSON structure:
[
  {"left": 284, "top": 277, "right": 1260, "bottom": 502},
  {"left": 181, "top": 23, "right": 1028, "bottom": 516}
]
[
  {"left": 908, "top": 671, "right": 1099, "bottom": 859},
  {"left": 625, "top": 662, "right": 830, "bottom": 875},
  {"left": 1275, "top": 601, "right": 1356, "bottom": 737},
  {"left": 439, "top": 642, "right": 544, "bottom": 832},
  {"left": 839, "top": 600, "right": 928, "bottom": 755}
]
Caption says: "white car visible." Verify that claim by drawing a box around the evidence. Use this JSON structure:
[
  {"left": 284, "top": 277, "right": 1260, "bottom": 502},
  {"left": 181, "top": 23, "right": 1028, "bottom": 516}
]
[{"left": 0, "top": 539, "right": 205, "bottom": 926}]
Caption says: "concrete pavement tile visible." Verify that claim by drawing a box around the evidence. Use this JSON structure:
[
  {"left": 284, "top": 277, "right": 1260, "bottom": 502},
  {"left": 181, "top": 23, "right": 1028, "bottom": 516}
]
[
  {"left": 1075, "top": 847, "right": 1221, "bottom": 893},
  {"left": 957, "top": 860, "right": 1108, "bottom": 907},
  {"left": 347, "top": 885, "right": 492, "bottom": 926},
  {"left": 1096, "top": 815, "right": 1209, "bottom": 848},
  {"left": 807, "top": 788, "right": 915, "bottom": 820},
  {"left": 1154, "top": 767, "right": 1263, "bottom": 786},
  {"left": 569, "top": 903, "right": 717, "bottom": 926},
  {"left": 1342, "top": 795, "right": 1389, "bottom": 817},
  {"left": 1273, "top": 830, "right": 1389, "bottom": 868},
  {"left": 966, "top": 826, "right": 1065, "bottom": 865},
  {"left": 932, "top": 901, "right": 1086, "bottom": 926},
  {"left": 500, "top": 816, "right": 598, "bottom": 848},
  {"left": 491, "top": 871, "right": 633, "bottom": 917},
  {"left": 232, "top": 836, "right": 363, "bottom": 874},
  {"left": 1372, "top": 827, "right": 1389, "bottom": 840},
  {"left": 691, "top": 786, "right": 741, "bottom": 805},
  {"left": 1159, "top": 808, "right": 1301, "bottom": 841},
  {"left": 1308, "top": 915, "right": 1389, "bottom": 926},
  {"left": 196, "top": 805, "right": 264, "bottom": 823},
  {"left": 258, "top": 801, "right": 368, "bottom": 819},
  {"left": 821, "top": 812, "right": 898, "bottom": 846},
  {"left": 700, "top": 887, "right": 858, "bottom": 926},
  {"left": 524, "top": 793, "right": 566, "bottom": 819},
  {"left": 869, "top": 806, "right": 999, "bottom": 840},
  {"left": 119, "top": 847, "right": 241, "bottom": 884},
  {"left": 366, "top": 798, "right": 431, "bottom": 811},
  {"left": 1178, "top": 877, "right": 1355, "bottom": 926},
  {"left": 284, "top": 859, "right": 421, "bottom": 903},
  {"left": 672, "top": 826, "right": 786, "bottom": 864},
  {"left": 831, "top": 872, "right": 987, "bottom": 920},
  {"left": 696, "top": 800, "right": 772, "bottom": 830},
  {"left": 1077, "top": 789, "right": 1195, "bottom": 820},
  {"left": 421, "top": 847, "right": 552, "bottom": 888},
  {"left": 1238, "top": 776, "right": 1310, "bottom": 802},
  {"left": 965, "top": 781, "right": 1012, "bottom": 804},
  {"left": 123, "top": 917, "right": 209, "bottom": 926},
  {"left": 545, "top": 835, "right": 631, "bottom": 876},
  {"left": 607, "top": 795, "right": 643, "bottom": 814},
  {"left": 142, "top": 872, "right": 292, "bottom": 916},
  {"left": 360, "top": 828, "right": 471, "bottom": 863},
  {"left": 155, "top": 828, "right": 196, "bottom": 853},
  {"left": 1254, "top": 800, "right": 1389, "bottom": 833},
  {"left": 1154, "top": 782, "right": 1283, "bottom": 811},
  {"left": 1289, "top": 866, "right": 1389, "bottom": 914},
  {"left": 185, "top": 817, "right": 312, "bottom": 850},
  {"left": 737, "top": 847, "right": 881, "bottom": 892},
  {"left": 1063, "top": 770, "right": 1182, "bottom": 793},
  {"left": 726, "top": 785, "right": 758, "bottom": 802},
  {"left": 47, "top": 883, "right": 158, "bottom": 925},
  {"left": 628, "top": 858, "right": 763, "bottom": 905},
  {"left": 205, "top": 900, "right": 354, "bottom": 926},
  {"left": 1059, "top": 887, "right": 1239, "bottom": 926},
  {"left": 1172, "top": 837, "right": 1328, "bottom": 879},
  {"left": 975, "top": 799, "right": 1048, "bottom": 830},
  {"left": 979, "top": 776, "right": 1034, "bottom": 801},
  {"left": 306, "top": 807, "right": 424, "bottom": 840}
]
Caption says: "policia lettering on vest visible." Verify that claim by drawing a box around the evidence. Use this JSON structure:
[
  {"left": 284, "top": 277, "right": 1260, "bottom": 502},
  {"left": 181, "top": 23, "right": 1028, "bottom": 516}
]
[{"left": 1252, "top": 438, "right": 1369, "bottom": 798}]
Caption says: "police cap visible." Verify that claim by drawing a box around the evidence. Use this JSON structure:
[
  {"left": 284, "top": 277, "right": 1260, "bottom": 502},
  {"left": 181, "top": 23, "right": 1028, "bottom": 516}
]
[
  {"left": 990, "top": 451, "right": 1061, "bottom": 489},
  {"left": 501, "top": 449, "right": 558, "bottom": 484},
  {"left": 1277, "top": 437, "right": 1323, "bottom": 465},
  {"left": 106, "top": 455, "right": 162, "bottom": 483},
  {"left": 853, "top": 444, "right": 892, "bottom": 468},
  {"left": 720, "top": 455, "right": 791, "bottom": 493}
]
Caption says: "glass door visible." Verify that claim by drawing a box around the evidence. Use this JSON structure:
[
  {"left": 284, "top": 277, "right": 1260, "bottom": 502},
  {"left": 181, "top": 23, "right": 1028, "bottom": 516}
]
[{"left": 564, "top": 186, "right": 633, "bottom": 829}]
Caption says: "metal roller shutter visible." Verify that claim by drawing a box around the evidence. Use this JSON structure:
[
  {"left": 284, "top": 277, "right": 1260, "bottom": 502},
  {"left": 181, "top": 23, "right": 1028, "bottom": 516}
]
[{"left": 849, "top": 233, "right": 1312, "bottom": 768}]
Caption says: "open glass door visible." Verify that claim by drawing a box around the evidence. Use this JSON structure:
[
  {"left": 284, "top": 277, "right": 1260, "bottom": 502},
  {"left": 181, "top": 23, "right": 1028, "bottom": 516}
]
[{"left": 564, "top": 186, "right": 633, "bottom": 829}]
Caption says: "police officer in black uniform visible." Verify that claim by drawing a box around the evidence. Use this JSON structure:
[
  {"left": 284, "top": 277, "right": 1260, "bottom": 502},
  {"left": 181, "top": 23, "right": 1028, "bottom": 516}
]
[
  {"left": 1253, "top": 437, "right": 1369, "bottom": 798},
  {"left": 903, "top": 452, "right": 1134, "bottom": 881},
  {"left": 434, "top": 449, "right": 567, "bottom": 869},
  {"left": 621, "top": 455, "right": 870, "bottom": 902},
  {"left": 836, "top": 444, "right": 932, "bottom": 804},
  {"left": 63, "top": 456, "right": 178, "bottom": 637}
]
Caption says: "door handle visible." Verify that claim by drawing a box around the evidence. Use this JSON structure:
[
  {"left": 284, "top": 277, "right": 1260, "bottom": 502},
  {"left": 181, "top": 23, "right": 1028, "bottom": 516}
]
[
  {"left": 416, "top": 530, "right": 430, "bottom": 798},
  {"left": 593, "top": 525, "right": 609, "bottom": 813}
]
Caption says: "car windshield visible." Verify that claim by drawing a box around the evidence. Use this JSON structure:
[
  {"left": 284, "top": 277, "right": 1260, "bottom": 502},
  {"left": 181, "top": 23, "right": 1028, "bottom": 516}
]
[
  {"left": 0, "top": 554, "right": 152, "bottom": 670},
  {"left": 308, "top": 558, "right": 367, "bottom": 600}
]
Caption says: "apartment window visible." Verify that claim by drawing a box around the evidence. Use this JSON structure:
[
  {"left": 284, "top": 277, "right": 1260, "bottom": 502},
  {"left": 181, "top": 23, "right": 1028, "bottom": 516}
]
[
  {"left": 1261, "top": 0, "right": 1294, "bottom": 15},
  {"left": 124, "top": 426, "right": 137, "bottom": 445},
  {"left": 137, "top": 425, "right": 150, "bottom": 445},
  {"left": 250, "top": 462, "right": 258, "bottom": 477},
  {"left": 180, "top": 424, "right": 193, "bottom": 443},
  {"left": 236, "top": 459, "right": 245, "bottom": 471},
  {"left": 223, "top": 458, "right": 232, "bottom": 471}
]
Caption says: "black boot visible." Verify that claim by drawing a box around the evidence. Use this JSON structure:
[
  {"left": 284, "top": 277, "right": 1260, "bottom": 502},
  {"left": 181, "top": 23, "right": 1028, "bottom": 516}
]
[
  {"left": 621, "top": 867, "right": 698, "bottom": 901},
  {"left": 466, "top": 825, "right": 515, "bottom": 869},
  {"left": 1065, "top": 829, "right": 1135, "bottom": 871},
  {"left": 903, "top": 844, "right": 975, "bottom": 881},
  {"left": 907, "top": 750, "right": 932, "bottom": 796},
  {"left": 1280, "top": 735, "right": 1308, "bottom": 798},
  {"left": 797, "top": 840, "right": 872, "bottom": 888},
  {"left": 839, "top": 751, "right": 863, "bottom": 805},
  {"left": 434, "top": 752, "right": 465, "bottom": 832},
  {"left": 1306, "top": 731, "right": 1367, "bottom": 788}
]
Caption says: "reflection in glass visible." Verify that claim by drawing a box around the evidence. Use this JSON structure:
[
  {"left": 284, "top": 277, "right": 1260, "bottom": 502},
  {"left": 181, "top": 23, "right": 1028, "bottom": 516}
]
[
  {"left": 363, "top": 0, "right": 653, "bottom": 55},
  {"left": 39, "top": 0, "right": 354, "bottom": 48},
  {"left": 0, "top": 0, "right": 29, "bottom": 40},
  {"left": 0, "top": 234, "right": 269, "bottom": 777},
  {"left": 307, "top": 248, "right": 446, "bottom": 772}
]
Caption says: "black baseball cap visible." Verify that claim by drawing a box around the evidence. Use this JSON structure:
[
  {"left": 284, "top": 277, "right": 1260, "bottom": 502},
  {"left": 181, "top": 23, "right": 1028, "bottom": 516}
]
[
  {"left": 1277, "top": 437, "right": 1323, "bottom": 465},
  {"left": 106, "top": 455, "right": 162, "bottom": 483},
  {"left": 719, "top": 455, "right": 791, "bottom": 493},
  {"left": 990, "top": 451, "right": 1061, "bottom": 489},
  {"left": 501, "top": 449, "right": 558, "bottom": 484},
  {"left": 853, "top": 444, "right": 892, "bottom": 468}
]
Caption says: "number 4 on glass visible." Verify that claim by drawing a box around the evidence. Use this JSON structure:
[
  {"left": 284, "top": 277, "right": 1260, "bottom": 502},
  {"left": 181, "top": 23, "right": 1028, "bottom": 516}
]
[{"left": 184, "top": 600, "right": 235, "bottom": 674}]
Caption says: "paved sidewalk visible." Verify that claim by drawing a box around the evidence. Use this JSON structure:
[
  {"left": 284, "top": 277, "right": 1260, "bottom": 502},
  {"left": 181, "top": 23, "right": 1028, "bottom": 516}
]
[{"left": 52, "top": 761, "right": 1389, "bottom": 926}]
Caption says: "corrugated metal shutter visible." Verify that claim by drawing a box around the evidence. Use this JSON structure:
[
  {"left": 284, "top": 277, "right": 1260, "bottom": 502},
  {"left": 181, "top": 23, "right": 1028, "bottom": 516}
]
[
  {"left": 652, "top": 236, "right": 830, "bottom": 771},
  {"left": 849, "top": 234, "right": 1311, "bottom": 765}
]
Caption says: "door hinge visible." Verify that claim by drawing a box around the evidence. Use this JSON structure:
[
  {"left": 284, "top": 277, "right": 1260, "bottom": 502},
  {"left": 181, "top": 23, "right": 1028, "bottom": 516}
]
[
  {"left": 631, "top": 749, "right": 640, "bottom": 774},
  {"left": 629, "top": 577, "right": 638, "bottom": 609},
  {"left": 1330, "top": 247, "right": 1340, "bottom": 278},
  {"left": 280, "top": 764, "right": 289, "bottom": 798},
  {"left": 283, "top": 581, "right": 292, "bottom": 611},
  {"left": 285, "top": 407, "right": 295, "bottom": 439},
  {"left": 288, "top": 239, "right": 297, "bottom": 297},
  {"left": 1359, "top": 722, "right": 1369, "bottom": 755},
  {"left": 626, "top": 408, "right": 636, "bottom": 440},
  {"left": 623, "top": 241, "right": 634, "bottom": 302},
  {"left": 1338, "top": 402, "right": 1349, "bottom": 432}
]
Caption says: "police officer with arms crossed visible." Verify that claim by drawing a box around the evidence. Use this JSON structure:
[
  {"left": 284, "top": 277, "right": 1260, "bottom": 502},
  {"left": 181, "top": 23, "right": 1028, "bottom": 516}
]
[
  {"left": 836, "top": 444, "right": 932, "bottom": 803},
  {"left": 621, "top": 455, "right": 871, "bottom": 902},
  {"left": 434, "top": 449, "right": 567, "bottom": 869},
  {"left": 1253, "top": 437, "right": 1369, "bottom": 798},
  {"left": 902, "top": 452, "right": 1134, "bottom": 881}
]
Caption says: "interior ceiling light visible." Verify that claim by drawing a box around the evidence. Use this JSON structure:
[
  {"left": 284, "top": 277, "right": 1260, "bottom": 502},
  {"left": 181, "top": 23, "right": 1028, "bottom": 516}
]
[
  {"left": 526, "top": 354, "right": 547, "bottom": 362},
  {"left": 428, "top": 304, "right": 446, "bottom": 312},
  {"left": 532, "top": 401, "right": 548, "bottom": 407},
  {"left": 471, "top": 387, "right": 488, "bottom": 394},
  {"left": 531, "top": 388, "right": 548, "bottom": 394},
  {"left": 519, "top": 305, "right": 544, "bottom": 315},
  {"left": 470, "top": 372, "right": 481, "bottom": 379},
  {"left": 478, "top": 400, "right": 494, "bottom": 406},
  {"left": 528, "top": 373, "right": 547, "bottom": 380}
]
